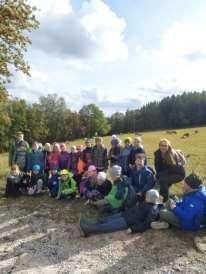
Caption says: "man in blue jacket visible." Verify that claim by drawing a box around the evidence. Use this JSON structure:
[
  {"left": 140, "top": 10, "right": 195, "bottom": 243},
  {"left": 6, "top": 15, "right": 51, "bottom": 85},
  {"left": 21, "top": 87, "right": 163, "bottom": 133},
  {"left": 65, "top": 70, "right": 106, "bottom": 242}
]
[
  {"left": 152, "top": 173, "right": 206, "bottom": 230},
  {"left": 130, "top": 151, "right": 155, "bottom": 202}
]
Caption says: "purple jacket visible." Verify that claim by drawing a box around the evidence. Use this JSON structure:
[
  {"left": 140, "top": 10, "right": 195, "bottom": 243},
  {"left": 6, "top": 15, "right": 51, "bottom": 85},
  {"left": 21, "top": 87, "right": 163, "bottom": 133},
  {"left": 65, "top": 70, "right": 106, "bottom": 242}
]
[{"left": 59, "top": 151, "right": 70, "bottom": 170}]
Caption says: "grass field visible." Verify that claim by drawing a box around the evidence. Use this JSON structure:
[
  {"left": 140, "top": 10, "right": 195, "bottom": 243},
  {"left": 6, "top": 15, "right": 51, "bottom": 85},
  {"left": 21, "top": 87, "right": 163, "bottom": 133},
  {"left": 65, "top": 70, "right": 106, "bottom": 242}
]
[{"left": 0, "top": 126, "right": 206, "bottom": 197}]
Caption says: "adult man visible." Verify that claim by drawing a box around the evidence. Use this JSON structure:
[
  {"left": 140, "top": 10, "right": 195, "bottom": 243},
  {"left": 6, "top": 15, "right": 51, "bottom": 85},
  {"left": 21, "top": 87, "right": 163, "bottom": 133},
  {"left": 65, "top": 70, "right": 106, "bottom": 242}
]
[{"left": 9, "top": 131, "right": 29, "bottom": 172}]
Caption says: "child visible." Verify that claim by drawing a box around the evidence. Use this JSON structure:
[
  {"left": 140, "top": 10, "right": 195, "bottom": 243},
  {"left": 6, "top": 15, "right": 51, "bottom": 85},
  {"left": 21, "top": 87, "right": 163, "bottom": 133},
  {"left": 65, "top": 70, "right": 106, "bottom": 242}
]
[
  {"left": 79, "top": 189, "right": 160, "bottom": 237},
  {"left": 120, "top": 137, "right": 133, "bottom": 176},
  {"left": 28, "top": 164, "right": 44, "bottom": 195},
  {"left": 108, "top": 138, "right": 122, "bottom": 167},
  {"left": 59, "top": 143, "right": 70, "bottom": 170},
  {"left": 93, "top": 165, "right": 128, "bottom": 214},
  {"left": 48, "top": 167, "right": 60, "bottom": 198},
  {"left": 27, "top": 141, "right": 45, "bottom": 173},
  {"left": 130, "top": 150, "right": 155, "bottom": 202},
  {"left": 82, "top": 139, "right": 93, "bottom": 170},
  {"left": 43, "top": 143, "right": 52, "bottom": 182},
  {"left": 47, "top": 143, "right": 61, "bottom": 170},
  {"left": 152, "top": 173, "right": 206, "bottom": 230},
  {"left": 56, "top": 169, "right": 77, "bottom": 200},
  {"left": 5, "top": 164, "right": 23, "bottom": 197},
  {"left": 129, "top": 136, "right": 146, "bottom": 166},
  {"left": 92, "top": 137, "right": 108, "bottom": 172},
  {"left": 79, "top": 165, "right": 97, "bottom": 198},
  {"left": 96, "top": 172, "right": 112, "bottom": 199}
]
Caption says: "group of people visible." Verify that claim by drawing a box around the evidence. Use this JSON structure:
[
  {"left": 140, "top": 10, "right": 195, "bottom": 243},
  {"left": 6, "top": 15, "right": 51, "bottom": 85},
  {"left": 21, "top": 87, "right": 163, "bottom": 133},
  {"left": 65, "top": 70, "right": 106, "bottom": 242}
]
[{"left": 5, "top": 131, "right": 206, "bottom": 237}]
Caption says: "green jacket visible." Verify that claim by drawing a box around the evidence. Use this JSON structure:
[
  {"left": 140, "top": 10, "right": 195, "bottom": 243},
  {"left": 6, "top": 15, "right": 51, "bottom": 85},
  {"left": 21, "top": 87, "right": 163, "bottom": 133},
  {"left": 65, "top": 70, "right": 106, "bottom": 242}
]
[
  {"left": 58, "top": 177, "right": 77, "bottom": 196},
  {"left": 105, "top": 177, "right": 128, "bottom": 209}
]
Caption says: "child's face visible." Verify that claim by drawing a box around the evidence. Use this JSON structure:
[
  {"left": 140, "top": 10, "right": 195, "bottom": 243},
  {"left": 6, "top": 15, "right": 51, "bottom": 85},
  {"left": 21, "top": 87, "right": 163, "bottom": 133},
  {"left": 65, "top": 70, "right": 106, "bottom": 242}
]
[
  {"left": 33, "top": 170, "right": 39, "bottom": 175},
  {"left": 53, "top": 145, "right": 59, "bottom": 152},
  {"left": 96, "top": 139, "right": 102, "bottom": 146},
  {"left": 32, "top": 143, "right": 38, "bottom": 151},
  {"left": 51, "top": 169, "right": 58, "bottom": 175},
  {"left": 135, "top": 154, "right": 145, "bottom": 168},
  {"left": 60, "top": 144, "right": 66, "bottom": 152},
  {"left": 61, "top": 175, "right": 69, "bottom": 181},
  {"left": 183, "top": 181, "right": 191, "bottom": 193},
  {"left": 125, "top": 141, "right": 130, "bottom": 147},
  {"left": 85, "top": 142, "right": 91, "bottom": 148},
  {"left": 134, "top": 139, "right": 141, "bottom": 147},
  {"left": 11, "top": 168, "right": 18, "bottom": 175},
  {"left": 45, "top": 144, "right": 51, "bottom": 152},
  {"left": 88, "top": 170, "right": 97, "bottom": 177}
]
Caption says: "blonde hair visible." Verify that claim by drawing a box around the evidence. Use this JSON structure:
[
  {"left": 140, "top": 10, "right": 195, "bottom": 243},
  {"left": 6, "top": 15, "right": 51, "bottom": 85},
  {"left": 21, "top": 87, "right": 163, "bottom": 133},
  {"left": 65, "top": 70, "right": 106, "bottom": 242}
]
[{"left": 159, "top": 138, "right": 176, "bottom": 166}]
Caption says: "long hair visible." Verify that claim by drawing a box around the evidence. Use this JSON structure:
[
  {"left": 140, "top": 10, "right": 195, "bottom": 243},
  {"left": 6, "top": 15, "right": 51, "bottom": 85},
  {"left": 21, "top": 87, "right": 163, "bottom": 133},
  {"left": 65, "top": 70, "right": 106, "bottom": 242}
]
[{"left": 159, "top": 138, "right": 176, "bottom": 166}]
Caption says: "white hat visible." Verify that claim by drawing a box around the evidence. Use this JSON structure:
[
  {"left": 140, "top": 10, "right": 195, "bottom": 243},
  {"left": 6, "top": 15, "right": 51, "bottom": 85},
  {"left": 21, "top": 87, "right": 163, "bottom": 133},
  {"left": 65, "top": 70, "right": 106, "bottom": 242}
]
[{"left": 97, "top": 172, "right": 107, "bottom": 182}]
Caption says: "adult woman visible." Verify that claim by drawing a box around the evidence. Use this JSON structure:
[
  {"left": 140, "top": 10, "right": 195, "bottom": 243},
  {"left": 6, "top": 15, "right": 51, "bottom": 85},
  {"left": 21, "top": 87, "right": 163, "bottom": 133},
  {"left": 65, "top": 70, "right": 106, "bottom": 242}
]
[{"left": 154, "top": 138, "right": 185, "bottom": 202}]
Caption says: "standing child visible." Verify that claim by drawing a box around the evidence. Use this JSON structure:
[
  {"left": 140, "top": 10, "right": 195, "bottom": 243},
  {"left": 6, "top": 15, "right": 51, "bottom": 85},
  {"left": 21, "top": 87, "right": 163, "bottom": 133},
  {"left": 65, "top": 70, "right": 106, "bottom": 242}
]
[
  {"left": 57, "top": 169, "right": 77, "bottom": 201},
  {"left": 59, "top": 143, "right": 70, "bottom": 170},
  {"left": 82, "top": 139, "right": 93, "bottom": 170},
  {"left": 129, "top": 136, "right": 146, "bottom": 166},
  {"left": 43, "top": 143, "right": 52, "bottom": 184},
  {"left": 92, "top": 137, "right": 108, "bottom": 172},
  {"left": 47, "top": 143, "right": 61, "bottom": 170},
  {"left": 27, "top": 142, "right": 45, "bottom": 173},
  {"left": 5, "top": 164, "right": 23, "bottom": 197},
  {"left": 120, "top": 137, "right": 133, "bottom": 176},
  {"left": 108, "top": 138, "right": 122, "bottom": 167}
]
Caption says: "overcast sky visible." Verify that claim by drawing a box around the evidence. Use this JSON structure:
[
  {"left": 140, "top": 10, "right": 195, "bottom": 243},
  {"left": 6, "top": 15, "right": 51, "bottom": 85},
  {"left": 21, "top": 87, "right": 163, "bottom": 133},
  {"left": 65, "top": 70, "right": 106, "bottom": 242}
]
[{"left": 8, "top": 0, "right": 206, "bottom": 115}]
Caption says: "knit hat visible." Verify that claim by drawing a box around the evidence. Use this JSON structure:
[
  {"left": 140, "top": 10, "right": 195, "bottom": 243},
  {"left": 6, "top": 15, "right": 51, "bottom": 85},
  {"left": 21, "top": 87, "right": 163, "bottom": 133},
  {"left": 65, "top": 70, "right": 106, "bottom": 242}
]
[
  {"left": 111, "top": 138, "right": 120, "bottom": 146},
  {"left": 146, "top": 189, "right": 159, "bottom": 204},
  {"left": 110, "top": 165, "right": 122, "bottom": 178},
  {"left": 32, "top": 164, "right": 40, "bottom": 172},
  {"left": 185, "top": 173, "right": 202, "bottom": 189},
  {"left": 97, "top": 172, "right": 107, "bottom": 182},
  {"left": 60, "top": 169, "right": 69, "bottom": 176},
  {"left": 88, "top": 165, "right": 97, "bottom": 173}
]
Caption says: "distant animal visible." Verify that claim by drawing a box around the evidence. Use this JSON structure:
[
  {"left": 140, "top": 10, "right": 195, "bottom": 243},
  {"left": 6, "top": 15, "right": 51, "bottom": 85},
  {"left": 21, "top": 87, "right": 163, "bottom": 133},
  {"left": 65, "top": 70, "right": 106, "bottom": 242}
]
[
  {"left": 194, "top": 130, "right": 198, "bottom": 134},
  {"left": 181, "top": 133, "right": 190, "bottom": 139},
  {"left": 166, "top": 130, "right": 177, "bottom": 134}
]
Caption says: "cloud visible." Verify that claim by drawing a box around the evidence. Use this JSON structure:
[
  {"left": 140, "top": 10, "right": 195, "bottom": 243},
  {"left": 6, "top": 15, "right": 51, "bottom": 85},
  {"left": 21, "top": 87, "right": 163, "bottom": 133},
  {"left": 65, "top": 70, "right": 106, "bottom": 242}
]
[{"left": 29, "top": 0, "right": 128, "bottom": 63}]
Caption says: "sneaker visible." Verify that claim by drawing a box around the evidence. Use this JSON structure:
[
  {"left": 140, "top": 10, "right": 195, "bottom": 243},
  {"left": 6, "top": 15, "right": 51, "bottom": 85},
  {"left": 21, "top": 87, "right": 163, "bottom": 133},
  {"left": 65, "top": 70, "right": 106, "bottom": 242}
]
[{"left": 151, "top": 221, "right": 169, "bottom": 230}]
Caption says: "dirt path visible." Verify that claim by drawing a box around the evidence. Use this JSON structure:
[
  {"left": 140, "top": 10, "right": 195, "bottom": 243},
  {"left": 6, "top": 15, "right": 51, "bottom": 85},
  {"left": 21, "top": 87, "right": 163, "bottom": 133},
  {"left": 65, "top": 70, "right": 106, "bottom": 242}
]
[{"left": 0, "top": 196, "right": 206, "bottom": 274}]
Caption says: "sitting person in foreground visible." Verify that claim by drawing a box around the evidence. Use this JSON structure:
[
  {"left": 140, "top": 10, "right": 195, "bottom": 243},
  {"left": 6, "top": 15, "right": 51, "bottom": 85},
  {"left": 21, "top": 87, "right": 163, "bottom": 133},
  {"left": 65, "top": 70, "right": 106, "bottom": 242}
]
[
  {"left": 79, "top": 189, "right": 160, "bottom": 237},
  {"left": 130, "top": 149, "right": 155, "bottom": 202},
  {"left": 5, "top": 164, "right": 23, "bottom": 197},
  {"left": 151, "top": 173, "right": 206, "bottom": 230},
  {"left": 92, "top": 165, "right": 128, "bottom": 214},
  {"left": 56, "top": 169, "right": 77, "bottom": 200},
  {"left": 27, "top": 164, "right": 44, "bottom": 195},
  {"left": 48, "top": 167, "right": 60, "bottom": 198}
]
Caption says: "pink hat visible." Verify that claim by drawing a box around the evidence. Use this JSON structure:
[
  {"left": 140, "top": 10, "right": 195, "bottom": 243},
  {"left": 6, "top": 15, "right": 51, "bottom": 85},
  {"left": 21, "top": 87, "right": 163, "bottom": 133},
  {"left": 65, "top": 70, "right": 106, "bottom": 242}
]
[{"left": 88, "top": 165, "right": 97, "bottom": 172}]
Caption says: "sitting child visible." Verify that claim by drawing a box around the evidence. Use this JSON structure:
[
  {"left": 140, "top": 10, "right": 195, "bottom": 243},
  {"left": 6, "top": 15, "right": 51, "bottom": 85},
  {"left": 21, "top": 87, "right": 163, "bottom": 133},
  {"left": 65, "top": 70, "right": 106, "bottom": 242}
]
[
  {"left": 79, "top": 165, "right": 97, "bottom": 198},
  {"left": 27, "top": 164, "right": 44, "bottom": 195},
  {"left": 5, "top": 164, "right": 23, "bottom": 197},
  {"left": 151, "top": 173, "right": 206, "bottom": 231},
  {"left": 56, "top": 169, "right": 77, "bottom": 200},
  {"left": 130, "top": 150, "right": 155, "bottom": 202},
  {"left": 79, "top": 189, "right": 160, "bottom": 237},
  {"left": 93, "top": 165, "right": 128, "bottom": 214},
  {"left": 48, "top": 167, "right": 60, "bottom": 198}
]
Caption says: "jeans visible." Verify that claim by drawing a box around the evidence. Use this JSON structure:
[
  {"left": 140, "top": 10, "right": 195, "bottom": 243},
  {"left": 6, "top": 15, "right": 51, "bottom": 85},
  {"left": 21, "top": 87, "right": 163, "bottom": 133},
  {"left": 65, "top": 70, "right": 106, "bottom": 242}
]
[
  {"left": 80, "top": 213, "right": 128, "bottom": 235},
  {"left": 95, "top": 199, "right": 121, "bottom": 214}
]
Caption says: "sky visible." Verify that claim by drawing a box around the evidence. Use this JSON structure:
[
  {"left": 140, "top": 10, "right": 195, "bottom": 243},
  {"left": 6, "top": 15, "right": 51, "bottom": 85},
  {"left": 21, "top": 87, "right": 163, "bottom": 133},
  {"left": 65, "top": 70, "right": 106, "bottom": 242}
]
[{"left": 8, "top": 0, "right": 206, "bottom": 115}]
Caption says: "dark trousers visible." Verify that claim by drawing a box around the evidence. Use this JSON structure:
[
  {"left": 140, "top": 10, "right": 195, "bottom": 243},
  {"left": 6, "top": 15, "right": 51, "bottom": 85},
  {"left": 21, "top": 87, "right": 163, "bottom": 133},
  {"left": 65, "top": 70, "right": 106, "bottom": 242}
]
[
  {"left": 80, "top": 213, "right": 128, "bottom": 235},
  {"left": 158, "top": 167, "right": 185, "bottom": 202}
]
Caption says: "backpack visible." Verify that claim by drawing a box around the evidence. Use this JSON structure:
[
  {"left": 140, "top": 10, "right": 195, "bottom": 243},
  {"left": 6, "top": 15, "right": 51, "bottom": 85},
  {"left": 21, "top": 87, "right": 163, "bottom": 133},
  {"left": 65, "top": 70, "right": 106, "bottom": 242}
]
[
  {"left": 175, "top": 150, "right": 186, "bottom": 166},
  {"left": 122, "top": 176, "right": 137, "bottom": 209}
]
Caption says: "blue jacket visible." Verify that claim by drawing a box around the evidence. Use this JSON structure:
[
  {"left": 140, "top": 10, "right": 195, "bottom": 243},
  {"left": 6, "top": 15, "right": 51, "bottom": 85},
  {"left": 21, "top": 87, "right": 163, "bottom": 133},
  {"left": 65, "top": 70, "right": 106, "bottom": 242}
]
[
  {"left": 48, "top": 174, "right": 60, "bottom": 195},
  {"left": 172, "top": 187, "right": 206, "bottom": 231},
  {"left": 27, "top": 150, "right": 45, "bottom": 172},
  {"left": 130, "top": 166, "right": 155, "bottom": 194}
]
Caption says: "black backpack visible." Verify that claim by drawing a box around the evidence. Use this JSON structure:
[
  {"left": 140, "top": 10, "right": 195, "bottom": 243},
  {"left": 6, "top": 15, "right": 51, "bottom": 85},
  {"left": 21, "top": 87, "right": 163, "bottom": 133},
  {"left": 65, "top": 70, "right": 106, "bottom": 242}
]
[{"left": 122, "top": 176, "right": 137, "bottom": 209}]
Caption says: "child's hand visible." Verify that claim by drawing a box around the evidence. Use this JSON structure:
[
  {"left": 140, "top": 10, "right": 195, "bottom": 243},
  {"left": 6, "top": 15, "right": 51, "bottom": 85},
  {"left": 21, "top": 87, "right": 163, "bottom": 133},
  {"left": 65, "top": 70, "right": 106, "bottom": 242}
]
[{"left": 126, "top": 228, "right": 132, "bottom": 234}]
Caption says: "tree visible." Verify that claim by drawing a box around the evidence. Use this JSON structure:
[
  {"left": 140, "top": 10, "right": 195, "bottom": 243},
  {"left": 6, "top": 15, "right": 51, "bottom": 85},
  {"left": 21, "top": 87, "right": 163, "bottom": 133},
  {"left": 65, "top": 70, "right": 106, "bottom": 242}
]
[
  {"left": 79, "top": 104, "right": 111, "bottom": 137},
  {"left": 0, "top": 0, "right": 39, "bottom": 92}
]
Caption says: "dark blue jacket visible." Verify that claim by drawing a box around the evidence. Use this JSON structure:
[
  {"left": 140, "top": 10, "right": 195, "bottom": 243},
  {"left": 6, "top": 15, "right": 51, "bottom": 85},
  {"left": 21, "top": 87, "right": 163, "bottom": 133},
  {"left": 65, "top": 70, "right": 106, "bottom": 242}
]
[
  {"left": 27, "top": 150, "right": 45, "bottom": 172},
  {"left": 48, "top": 173, "right": 60, "bottom": 196},
  {"left": 130, "top": 166, "right": 155, "bottom": 194},
  {"left": 172, "top": 187, "right": 206, "bottom": 230}
]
